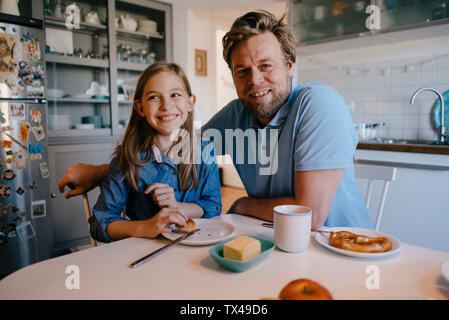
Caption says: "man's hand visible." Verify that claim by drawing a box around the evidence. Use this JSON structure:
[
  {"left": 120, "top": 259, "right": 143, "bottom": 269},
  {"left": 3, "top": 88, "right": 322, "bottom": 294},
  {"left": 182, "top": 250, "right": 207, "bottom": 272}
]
[
  {"left": 228, "top": 169, "right": 345, "bottom": 229},
  {"left": 145, "top": 183, "right": 178, "bottom": 208},
  {"left": 58, "top": 163, "right": 109, "bottom": 199}
]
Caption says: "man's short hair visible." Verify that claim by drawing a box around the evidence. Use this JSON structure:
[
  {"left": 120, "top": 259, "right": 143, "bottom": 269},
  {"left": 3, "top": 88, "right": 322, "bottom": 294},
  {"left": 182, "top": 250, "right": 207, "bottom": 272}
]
[{"left": 222, "top": 10, "right": 297, "bottom": 70}]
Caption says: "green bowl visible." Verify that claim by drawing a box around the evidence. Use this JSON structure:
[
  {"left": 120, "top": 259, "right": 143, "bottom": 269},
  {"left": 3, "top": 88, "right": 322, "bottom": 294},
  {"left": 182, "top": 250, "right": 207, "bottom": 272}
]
[{"left": 209, "top": 235, "right": 275, "bottom": 272}]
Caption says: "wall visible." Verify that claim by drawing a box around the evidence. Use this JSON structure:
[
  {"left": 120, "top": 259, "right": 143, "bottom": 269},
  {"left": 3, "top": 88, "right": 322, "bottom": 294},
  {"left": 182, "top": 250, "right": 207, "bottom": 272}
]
[
  {"left": 295, "top": 28, "right": 449, "bottom": 142},
  {"left": 163, "top": 0, "right": 286, "bottom": 125}
]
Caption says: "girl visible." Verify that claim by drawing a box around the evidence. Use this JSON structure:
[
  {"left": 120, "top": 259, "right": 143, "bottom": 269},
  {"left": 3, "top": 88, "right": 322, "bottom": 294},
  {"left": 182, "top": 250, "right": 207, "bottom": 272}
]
[{"left": 89, "top": 62, "right": 222, "bottom": 242}]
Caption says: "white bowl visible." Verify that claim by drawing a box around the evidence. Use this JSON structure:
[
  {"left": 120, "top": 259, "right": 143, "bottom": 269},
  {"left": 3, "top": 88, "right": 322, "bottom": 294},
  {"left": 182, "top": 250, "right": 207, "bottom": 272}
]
[
  {"left": 48, "top": 114, "right": 71, "bottom": 130},
  {"left": 139, "top": 19, "right": 157, "bottom": 29},
  {"left": 75, "top": 123, "right": 95, "bottom": 130},
  {"left": 47, "top": 88, "right": 64, "bottom": 98}
]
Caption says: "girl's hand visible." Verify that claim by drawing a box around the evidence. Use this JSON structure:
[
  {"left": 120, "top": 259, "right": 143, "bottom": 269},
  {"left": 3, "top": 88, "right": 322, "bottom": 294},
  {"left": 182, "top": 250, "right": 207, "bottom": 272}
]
[
  {"left": 137, "top": 207, "right": 187, "bottom": 238},
  {"left": 145, "top": 183, "right": 179, "bottom": 208}
]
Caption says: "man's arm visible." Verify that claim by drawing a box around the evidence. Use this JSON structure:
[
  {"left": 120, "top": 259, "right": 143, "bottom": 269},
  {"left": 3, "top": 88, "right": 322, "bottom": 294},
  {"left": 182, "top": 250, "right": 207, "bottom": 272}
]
[
  {"left": 58, "top": 163, "right": 110, "bottom": 199},
  {"left": 229, "top": 169, "right": 344, "bottom": 229}
]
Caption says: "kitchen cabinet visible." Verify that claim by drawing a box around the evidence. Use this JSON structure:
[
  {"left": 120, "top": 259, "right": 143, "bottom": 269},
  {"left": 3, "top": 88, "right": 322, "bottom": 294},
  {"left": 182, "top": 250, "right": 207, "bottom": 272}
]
[
  {"left": 42, "top": 0, "right": 172, "bottom": 138},
  {"left": 40, "top": 0, "right": 172, "bottom": 250},
  {"left": 289, "top": 0, "right": 449, "bottom": 44}
]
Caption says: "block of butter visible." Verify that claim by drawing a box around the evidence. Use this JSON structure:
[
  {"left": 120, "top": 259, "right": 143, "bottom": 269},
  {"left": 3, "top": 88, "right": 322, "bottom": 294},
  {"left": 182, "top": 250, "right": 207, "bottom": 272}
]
[{"left": 223, "top": 236, "right": 261, "bottom": 261}]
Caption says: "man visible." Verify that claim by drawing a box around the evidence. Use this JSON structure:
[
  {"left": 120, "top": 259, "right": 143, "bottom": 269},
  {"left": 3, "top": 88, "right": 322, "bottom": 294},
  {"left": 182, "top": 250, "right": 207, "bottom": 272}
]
[{"left": 58, "top": 11, "right": 372, "bottom": 229}]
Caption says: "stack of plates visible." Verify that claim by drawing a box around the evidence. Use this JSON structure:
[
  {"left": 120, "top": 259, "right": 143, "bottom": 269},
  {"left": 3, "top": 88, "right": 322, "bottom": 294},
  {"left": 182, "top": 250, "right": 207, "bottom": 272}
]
[{"left": 138, "top": 19, "right": 157, "bottom": 34}]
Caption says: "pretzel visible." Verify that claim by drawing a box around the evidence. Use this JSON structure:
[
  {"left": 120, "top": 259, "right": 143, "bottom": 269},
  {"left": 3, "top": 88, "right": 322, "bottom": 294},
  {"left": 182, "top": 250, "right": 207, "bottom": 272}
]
[
  {"left": 176, "top": 219, "right": 196, "bottom": 233},
  {"left": 329, "top": 231, "right": 393, "bottom": 253}
]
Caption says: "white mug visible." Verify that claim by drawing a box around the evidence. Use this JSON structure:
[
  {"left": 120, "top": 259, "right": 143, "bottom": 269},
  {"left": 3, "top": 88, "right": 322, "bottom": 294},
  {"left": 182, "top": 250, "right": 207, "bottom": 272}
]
[{"left": 273, "top": 205, "right": 312, "bottom": 253}]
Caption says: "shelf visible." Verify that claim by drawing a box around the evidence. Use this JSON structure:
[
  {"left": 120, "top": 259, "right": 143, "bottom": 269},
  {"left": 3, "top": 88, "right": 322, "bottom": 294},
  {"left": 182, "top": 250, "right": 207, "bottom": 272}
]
[
  {"left": 117, "top": 61, "right": 149, "bottom": 71},
  {"left": 116, "top": 28, "right": 164, "bottom": 40},
  {"left": 48, "top": 128, "right": 111, "bottom": 138},
  {"left": 45, "top": 54, "right": 109, "bottom": 68},
  {"left": 118, "top": 100, "right": 133, "bottom": 105},
  {"left": 44, "top": 16, "right": 107, "bottom": 33},
  {"left": 47, "top": 98, "right": 110, "bottom": 103}
]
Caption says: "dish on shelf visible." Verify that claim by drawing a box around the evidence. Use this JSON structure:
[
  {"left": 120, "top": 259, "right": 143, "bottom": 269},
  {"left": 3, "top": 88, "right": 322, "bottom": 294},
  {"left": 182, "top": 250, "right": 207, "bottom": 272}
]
[{"left": 75, "top": 124, "right": 95, "bottom": 130}]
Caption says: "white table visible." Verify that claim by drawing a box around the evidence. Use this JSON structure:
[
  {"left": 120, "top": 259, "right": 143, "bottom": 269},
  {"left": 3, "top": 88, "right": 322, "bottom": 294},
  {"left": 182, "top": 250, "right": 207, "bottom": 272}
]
[{"left": 1, "top": 214, "right": 448, "bottom": 300}]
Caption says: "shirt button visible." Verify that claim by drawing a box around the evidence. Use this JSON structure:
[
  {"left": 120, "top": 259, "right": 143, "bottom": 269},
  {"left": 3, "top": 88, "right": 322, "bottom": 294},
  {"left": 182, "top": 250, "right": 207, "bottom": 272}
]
[{"left": 172, "top": 171, "right": 177, "bottom": 175}]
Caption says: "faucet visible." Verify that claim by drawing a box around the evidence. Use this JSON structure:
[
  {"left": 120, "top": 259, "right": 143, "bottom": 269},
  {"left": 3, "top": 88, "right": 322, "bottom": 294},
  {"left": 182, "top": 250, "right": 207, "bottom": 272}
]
[{"left": 410, "top": 87, "right": 446, "bottom": 144}]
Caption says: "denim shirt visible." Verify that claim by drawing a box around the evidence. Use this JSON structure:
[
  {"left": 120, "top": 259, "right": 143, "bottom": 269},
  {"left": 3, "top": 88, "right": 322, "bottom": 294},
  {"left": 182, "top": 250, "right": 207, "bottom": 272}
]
[{"left": 90, "top": 139, "right": 222, "bottom": 242}]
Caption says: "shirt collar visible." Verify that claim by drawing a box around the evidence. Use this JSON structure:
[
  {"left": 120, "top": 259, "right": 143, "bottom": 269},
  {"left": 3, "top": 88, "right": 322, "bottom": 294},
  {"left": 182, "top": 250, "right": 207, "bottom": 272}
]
[{"left": 148, "top": 145, "right": 176, "bottom": 169}]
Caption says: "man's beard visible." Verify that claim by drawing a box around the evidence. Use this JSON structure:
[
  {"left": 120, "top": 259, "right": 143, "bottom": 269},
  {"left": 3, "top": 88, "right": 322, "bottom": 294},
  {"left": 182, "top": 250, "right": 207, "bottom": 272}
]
[{"left": 241, "top": 79, "right": 291, "bottom": 123}]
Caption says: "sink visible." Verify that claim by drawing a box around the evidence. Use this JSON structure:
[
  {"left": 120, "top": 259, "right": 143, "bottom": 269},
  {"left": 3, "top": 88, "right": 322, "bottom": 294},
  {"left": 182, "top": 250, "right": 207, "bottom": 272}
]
[{"left": 362, "top": 138, "right": 445, "bottom": 145}]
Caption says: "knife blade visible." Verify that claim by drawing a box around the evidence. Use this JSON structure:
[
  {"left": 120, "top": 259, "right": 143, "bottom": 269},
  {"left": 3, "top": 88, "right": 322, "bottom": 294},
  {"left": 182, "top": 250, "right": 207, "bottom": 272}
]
[{"left": 129, "top": 228, "right": 200, "bottom": 268}]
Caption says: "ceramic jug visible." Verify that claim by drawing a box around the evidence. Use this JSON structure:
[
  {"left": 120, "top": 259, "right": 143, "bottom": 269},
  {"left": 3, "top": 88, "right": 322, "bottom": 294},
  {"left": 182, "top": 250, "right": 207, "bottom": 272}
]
[
  {"left": 0, "top": 0, "right": 20, "bottom": 16},
  {"left": 120, "top": 14, "right": 137, "bottom": 31}
]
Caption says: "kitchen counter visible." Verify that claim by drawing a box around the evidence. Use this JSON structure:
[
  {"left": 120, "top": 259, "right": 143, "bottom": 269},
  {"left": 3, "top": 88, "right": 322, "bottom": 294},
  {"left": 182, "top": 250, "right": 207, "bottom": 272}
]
[{"left": 357, "top": 142, "right": 449, "bottom": 155}]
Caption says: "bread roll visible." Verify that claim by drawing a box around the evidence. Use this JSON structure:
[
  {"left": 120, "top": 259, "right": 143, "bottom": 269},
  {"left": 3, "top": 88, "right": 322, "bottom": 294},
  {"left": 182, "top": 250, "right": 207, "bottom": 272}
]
[{"left": 176, "top": 219, "right": 196, "bottom": 233}]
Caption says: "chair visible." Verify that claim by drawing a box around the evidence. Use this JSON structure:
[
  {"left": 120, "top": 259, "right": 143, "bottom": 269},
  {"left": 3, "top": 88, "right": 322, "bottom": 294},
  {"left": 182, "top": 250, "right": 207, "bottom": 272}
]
[
  {"left": 82, "top": 193, "right": 97, "bottom": 247},
  {"left": 354, "top": 163, "right": 397, "bottom": 231}
]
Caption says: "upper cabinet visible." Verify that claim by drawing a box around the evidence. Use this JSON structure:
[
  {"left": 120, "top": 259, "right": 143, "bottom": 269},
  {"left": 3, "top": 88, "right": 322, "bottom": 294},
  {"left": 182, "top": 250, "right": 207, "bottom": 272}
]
[
  {"left": 41, "top": 0, "right": 172, "bottom": 140},
  {"left": 290, "top": 0, "right": 449, "bottom": 44}
]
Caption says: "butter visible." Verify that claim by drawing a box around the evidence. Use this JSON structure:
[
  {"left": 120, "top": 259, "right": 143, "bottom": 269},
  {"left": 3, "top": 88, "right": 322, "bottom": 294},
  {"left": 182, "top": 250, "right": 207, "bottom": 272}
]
[{"left": 223, "top": 236, "right": 261, "bottom": 261}]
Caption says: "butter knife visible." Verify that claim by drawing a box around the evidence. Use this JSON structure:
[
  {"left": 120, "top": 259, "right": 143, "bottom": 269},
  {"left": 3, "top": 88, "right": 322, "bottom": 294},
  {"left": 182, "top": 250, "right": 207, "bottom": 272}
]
[{"left": 129, "top": 228, "right": 200, "bottom": 268}]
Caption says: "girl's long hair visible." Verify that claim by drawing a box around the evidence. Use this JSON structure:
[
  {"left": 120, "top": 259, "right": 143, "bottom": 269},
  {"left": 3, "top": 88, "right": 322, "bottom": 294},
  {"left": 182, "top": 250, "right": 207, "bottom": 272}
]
[{"left": 114, "top": 62, "right": 199, "bottom": 191}]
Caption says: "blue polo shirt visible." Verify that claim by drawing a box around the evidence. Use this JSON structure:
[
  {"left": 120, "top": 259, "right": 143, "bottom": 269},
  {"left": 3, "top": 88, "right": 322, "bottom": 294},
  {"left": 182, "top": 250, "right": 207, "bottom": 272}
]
[
  {"left": 90, "top": 139, "right": 222, "bottom": 242},
  {"left": 202, "top": 80, "right": 373, "bottom": 228}
]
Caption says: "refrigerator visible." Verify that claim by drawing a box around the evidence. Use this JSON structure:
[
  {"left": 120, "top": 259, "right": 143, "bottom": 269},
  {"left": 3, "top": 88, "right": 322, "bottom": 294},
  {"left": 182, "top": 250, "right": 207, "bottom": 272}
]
[{"left": 0, "top": 13, "right": 53, "bottom": 277}]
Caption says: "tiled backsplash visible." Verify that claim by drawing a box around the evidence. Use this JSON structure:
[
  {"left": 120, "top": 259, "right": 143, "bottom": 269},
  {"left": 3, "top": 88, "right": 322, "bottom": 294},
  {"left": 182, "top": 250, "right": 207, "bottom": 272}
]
[{"left": 296, "top": 53, "right": 449, "bottom": 141}]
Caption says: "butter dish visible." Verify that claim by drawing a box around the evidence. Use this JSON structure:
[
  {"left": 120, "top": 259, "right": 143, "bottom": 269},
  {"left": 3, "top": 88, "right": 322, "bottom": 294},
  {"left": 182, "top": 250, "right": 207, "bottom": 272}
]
[{"left": 209, "top": 235, "right": 275, "bottom": 272}]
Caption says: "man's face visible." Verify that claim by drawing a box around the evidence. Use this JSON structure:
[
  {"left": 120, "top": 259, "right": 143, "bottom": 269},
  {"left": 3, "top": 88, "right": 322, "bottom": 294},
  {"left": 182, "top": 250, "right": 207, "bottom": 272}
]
[{"left": 230, "top": 32, "right": 294, "bottom": 126}]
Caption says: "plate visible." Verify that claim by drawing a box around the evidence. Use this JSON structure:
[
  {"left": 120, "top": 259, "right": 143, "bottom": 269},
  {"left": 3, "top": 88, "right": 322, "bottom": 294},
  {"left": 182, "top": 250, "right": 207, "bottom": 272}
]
[
  {"left": 314, "top": 227, "right": 402, "bottom": 258},
  {"left": 332, "top": 284, "right": 449, "bottom": 300},
  {"left": 162, "top": 219, "right": 235, "bottom": 245},
  {"left": 209, "top": 235, "right": 275, "bottom": 272},
  {"left": 442, "top": 260, "right": 449, "bottom": 283},
  {"left": 432, "top": 89, "right": 449, "bottom": 133}
]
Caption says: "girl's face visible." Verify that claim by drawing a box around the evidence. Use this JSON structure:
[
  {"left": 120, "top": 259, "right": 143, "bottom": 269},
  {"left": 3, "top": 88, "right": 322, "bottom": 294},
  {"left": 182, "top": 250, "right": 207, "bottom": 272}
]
[{"left": 135, "top": 71, "right": 195, "bottom": 136}]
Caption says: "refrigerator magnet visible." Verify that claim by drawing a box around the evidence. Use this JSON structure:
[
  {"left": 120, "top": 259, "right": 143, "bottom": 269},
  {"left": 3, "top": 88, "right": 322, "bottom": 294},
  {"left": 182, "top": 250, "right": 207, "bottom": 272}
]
[
  {"left": 19, "top": 121, "right": 31, "bottom": 142},
  {"left": 30, "top": 109, "right": 42, "bottom": 124},
  {"left": 1, "top": 168, "right": 16, "bottom": 180},
  {"left": 31, "top": 125, "right": 45, "bottom": 141},
  {"left": 12, "top": 211, "right": 26, "bottom": 224},
  {"left": 0, "top": 110, "right": 6, "bottom": 123},
  {"left": 15, "top": 186, "right": 26, "bottom": 196},
  {"left": 16, "top": 220, "right": 36, "bottom": 241},
  {"left": 9, "top": 103, "right": 25, "bottom": 120},
  {"left": 0, "top": 184, "right": 12, "bottom": 198},
  {"left": 29, "top": 143, "right": 42, "bottom": 160},
  {"left": 31, "top": 199, "right": 46, "bottom": 219},
  {"left": 13, "top": 149, "right": 28, "bottom": 169},
  {"left": 0, "top": 203, "right": 17, "bottom": 217},
  {"left": 39, "top": 162, "right": 49, "bottom": 179}
]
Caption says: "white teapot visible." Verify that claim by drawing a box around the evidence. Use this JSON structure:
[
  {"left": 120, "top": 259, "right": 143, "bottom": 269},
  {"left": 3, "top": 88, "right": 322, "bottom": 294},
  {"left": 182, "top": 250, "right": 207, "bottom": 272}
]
[
  {"left": 120, "top": 14, "right": 137, "bottom": 32},
  {"left": 0, "top": 0, "right": 20, "bottom": 16}
]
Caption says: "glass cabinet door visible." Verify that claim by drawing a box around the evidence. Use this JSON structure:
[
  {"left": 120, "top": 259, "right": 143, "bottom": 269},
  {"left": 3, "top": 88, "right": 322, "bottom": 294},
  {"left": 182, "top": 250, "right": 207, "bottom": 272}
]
[
  {"left": 291, "top": 0, "right": 449, "bottom": 44},
  {"left": 291, "top": 0, "right": 375, "bottom": 43},
  {"left": 43, "top": 0, "right": 111, "bottom": 137},
  {"left": 114, "top": 0, "right": 169, "bottom": 132},
  {"left": 378, "top": 0, "right": 449, "bottom": 30}
]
